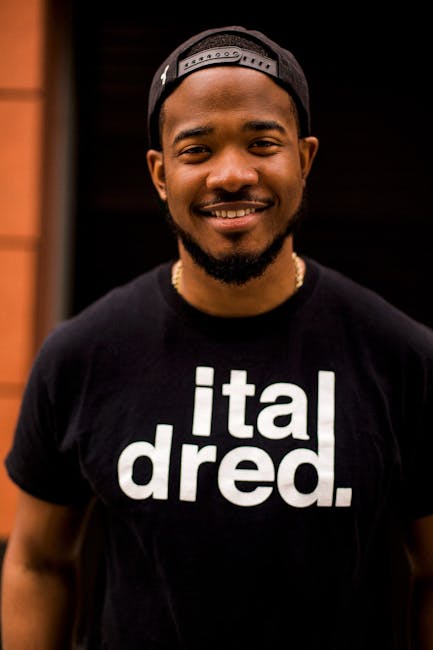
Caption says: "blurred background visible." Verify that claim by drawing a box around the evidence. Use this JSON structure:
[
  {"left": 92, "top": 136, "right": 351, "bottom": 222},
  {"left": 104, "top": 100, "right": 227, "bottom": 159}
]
[{"left": 0, "top": 0, "right": 431, "bottom": 588}]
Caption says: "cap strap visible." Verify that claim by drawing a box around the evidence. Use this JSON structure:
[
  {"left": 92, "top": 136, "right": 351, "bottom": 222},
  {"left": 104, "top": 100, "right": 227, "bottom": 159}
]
[{"left": 178, "top": 47, "right": 278, "bottom": 78}]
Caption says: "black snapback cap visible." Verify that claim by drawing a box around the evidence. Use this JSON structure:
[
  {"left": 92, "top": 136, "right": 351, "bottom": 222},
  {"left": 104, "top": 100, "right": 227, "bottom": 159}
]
[{"left": 147, "top": 25, "right": 311, "bottom": 149}]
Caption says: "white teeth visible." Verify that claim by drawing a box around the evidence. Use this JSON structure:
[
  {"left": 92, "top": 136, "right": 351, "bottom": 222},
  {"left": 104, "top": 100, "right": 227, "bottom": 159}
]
[{"left": 212, "top": 208, "right": 255, "bottom": 219}]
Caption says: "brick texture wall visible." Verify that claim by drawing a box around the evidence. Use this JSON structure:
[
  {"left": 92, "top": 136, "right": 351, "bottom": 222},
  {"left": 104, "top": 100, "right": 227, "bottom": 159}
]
[{"left": 0, "top": 0, "right": 45, "bottom": 539}]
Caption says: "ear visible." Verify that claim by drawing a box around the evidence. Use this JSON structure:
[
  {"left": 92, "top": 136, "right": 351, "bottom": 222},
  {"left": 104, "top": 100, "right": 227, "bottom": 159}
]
[
  {"left": 299, "top": 136, "right": 319, "bottom": 181},
  {"left": 146, "top": 149, "right": 167, "bottom": 201}
]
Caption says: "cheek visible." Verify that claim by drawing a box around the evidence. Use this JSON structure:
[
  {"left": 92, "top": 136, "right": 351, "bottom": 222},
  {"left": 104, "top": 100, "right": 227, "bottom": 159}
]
[
  {"left": 164, "top": 165, "right": 203, "bottom": 202},
  {"left": 270, "top": 165, "right": 304, "bottom": 200},
  {"left": 164, "top": 179, "right": 194, "bottom": 220},
  {"left": 266, "top": 153, "right": 303, "bottom": 183}
]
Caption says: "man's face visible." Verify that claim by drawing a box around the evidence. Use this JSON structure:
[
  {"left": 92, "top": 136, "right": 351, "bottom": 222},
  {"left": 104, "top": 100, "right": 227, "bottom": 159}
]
[{"left": 147, "top": 66, "right": 318, "bottom": 283}]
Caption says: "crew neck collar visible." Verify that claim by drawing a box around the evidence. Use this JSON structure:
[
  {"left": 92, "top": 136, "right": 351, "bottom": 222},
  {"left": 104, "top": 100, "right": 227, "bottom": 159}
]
[{"left": 158, "top": 257, "right": 320, "bottom": 339}]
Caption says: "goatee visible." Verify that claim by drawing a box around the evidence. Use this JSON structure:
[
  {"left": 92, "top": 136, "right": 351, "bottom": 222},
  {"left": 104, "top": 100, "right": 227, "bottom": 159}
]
[{"left": 162, "top": 196, "right": 306, "bottom": 285}]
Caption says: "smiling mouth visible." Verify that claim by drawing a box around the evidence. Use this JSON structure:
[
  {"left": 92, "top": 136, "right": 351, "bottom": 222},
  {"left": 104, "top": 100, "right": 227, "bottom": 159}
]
[{"left": 211, "top": 208, "right": 256, "bottom": 219}]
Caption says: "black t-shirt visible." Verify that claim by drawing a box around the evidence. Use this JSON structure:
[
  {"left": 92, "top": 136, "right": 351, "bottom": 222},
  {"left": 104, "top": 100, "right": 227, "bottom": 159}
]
[{"left": 6, "top": 257, "right": 433, "bottom": 649}]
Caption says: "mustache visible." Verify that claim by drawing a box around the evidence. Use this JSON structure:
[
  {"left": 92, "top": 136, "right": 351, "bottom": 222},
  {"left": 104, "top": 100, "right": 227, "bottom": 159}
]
[{"left": 196, "top": 192, "right": 273, "bottom": 209}]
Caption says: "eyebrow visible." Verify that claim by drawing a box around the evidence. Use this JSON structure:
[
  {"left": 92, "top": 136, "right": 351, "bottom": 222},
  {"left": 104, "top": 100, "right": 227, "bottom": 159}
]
[
  {"left": 172, "top": 120, "right": 286, "bottom": 146},
  {"left": 245, "top": 120, "right": 286, "bottom": 134},
  {"left": 173, "top": 126, "right": 213, "bottom": 146}
]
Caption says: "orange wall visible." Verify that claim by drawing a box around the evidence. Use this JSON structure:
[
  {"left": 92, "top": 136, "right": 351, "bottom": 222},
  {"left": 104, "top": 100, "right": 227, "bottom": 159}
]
[{"left": 0, "top": 0, "right": 46, "bottom": 538}]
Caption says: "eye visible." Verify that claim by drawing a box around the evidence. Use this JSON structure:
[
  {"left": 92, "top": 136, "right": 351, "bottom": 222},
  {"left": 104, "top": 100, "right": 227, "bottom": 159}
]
[
  {"left": 249, "top": 139, "right": 281, "bottom": 154},
  {"left": 178, "top": 144, "right": 210, "bottom": 159}
]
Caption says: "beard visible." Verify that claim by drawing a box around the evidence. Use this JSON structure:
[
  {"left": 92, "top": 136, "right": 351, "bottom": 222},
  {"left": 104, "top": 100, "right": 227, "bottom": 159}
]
[{"left": 162, "top": 195, "right": 306, "bottom": 285}]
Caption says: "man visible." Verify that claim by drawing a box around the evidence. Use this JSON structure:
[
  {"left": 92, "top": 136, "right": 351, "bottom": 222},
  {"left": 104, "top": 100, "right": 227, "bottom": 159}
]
[{"left": 2, "top": 25, "right": 433, "bottom": 650}]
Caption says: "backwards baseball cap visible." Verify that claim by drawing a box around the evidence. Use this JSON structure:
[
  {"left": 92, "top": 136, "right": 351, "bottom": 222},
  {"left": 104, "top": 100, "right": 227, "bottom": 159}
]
[{"left": 147, "top": 25, "right": 311, "bottom": 149}]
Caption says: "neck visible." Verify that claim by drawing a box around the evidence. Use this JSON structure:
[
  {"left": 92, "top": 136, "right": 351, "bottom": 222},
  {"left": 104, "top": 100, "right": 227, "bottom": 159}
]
[{"left": 171, "top": 242, "right": 304, "bottom": 318}]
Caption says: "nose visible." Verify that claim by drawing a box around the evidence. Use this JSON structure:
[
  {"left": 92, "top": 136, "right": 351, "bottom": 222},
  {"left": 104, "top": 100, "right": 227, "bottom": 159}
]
[{"left": 206, "top": 148, "right": 259, "bottom": 192}]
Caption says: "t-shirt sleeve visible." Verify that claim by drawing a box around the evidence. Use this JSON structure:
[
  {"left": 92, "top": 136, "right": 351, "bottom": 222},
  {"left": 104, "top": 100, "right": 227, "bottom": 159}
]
[
  {"left": 4, "top": 335, "right": 92, "bottom": 507},
  {"left": 402, "top": 351, "right": 433, "bottom": 520}
]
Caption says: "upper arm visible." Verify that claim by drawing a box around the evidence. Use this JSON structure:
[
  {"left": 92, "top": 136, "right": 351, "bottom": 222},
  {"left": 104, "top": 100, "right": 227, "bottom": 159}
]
[
  {"left": 4, "top": 488, "right": 92, "bottom": 570},
  {"left": 407, "top": 514, "right": 433, "bottom": 580}
]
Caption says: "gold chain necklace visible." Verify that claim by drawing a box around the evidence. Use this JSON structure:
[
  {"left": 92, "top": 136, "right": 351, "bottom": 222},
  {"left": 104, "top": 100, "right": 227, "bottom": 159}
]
[
  {"left": 292, "top": 251, "right": 304, "bottom": 290},
  {"left": 171, "top": 252, "right": 304, "bottom": 294}
]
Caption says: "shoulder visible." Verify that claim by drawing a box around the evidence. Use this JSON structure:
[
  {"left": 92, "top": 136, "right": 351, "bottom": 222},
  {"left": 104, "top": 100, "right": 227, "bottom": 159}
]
[
  {"left": 306, "top": 257, "right": 433, "bottom": 355},
  {"left": 35, "top": 262, "right": 171, "bottom": 372}
]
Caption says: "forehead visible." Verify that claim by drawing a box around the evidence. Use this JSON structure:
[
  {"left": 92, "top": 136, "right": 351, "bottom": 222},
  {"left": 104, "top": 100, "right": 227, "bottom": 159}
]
[{"left": 162, "top": 66, "right": 296, "bottom": 129}]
